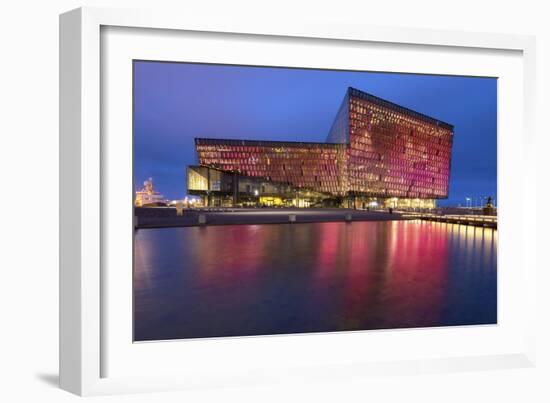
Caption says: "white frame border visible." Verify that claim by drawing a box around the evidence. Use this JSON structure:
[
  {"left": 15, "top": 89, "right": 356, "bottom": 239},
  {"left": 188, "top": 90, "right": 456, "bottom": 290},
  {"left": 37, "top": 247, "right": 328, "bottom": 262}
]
[{"left": 59, "top": 6, "right": 537, "bottom": 396}]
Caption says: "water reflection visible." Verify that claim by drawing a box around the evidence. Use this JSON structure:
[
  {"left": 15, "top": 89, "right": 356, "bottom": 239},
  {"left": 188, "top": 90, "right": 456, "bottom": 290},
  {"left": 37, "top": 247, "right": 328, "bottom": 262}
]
[{"left": 134, "top": 220, "right": 497, "bottom": 341}]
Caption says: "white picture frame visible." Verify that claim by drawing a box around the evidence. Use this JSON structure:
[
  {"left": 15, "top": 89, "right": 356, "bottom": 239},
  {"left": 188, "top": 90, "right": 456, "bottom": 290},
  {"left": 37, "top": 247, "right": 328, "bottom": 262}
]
[{"left": 59, "top": 6, "right": 537, "bottom": 396}]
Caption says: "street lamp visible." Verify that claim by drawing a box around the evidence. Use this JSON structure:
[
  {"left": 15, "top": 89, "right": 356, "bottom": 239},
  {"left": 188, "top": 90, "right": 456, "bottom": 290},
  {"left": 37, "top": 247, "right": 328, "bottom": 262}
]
[{"left": 465, "top": 197, "right": 471, "bottom": 208}]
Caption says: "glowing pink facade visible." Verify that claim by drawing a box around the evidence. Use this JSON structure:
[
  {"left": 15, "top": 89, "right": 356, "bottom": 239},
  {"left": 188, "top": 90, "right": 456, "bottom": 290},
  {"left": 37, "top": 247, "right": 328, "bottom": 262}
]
[
  {"left": 342, "top": 88, "right": 454, "bottom": 199},
  {"left": 192, "top": 87, "right": 454, "bottom": 204},
  {"left": 195, "top": 139, "right": 347, "bottom": 196}
]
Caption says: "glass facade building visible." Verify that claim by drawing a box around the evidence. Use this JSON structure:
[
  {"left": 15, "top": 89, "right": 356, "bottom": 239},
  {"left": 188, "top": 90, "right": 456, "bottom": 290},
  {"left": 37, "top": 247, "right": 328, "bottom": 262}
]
[{"left": 188, "top": 87, "right": 454, "bottom": 208}]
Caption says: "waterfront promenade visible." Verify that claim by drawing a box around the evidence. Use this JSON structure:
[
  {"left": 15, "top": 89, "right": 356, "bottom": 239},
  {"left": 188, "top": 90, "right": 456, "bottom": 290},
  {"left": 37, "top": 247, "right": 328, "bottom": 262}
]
[
  {"left": 408, "top": 212, "right": 497, "bottom": 229},
  {"left": 135, "top": 207, "right": 410, "bottom": 229},
  {"left": 135, "top": 207, "right": 498, "bottom": 229}
]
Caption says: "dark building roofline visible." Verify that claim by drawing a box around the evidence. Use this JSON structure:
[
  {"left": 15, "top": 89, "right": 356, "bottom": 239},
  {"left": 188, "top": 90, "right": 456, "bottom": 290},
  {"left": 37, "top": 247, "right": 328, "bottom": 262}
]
[
  {"left": 195, "top": 137, "right": 345, "bottom": 148},
  {"left": 347, "top": 87, "right": 454, "bottom": 131}
]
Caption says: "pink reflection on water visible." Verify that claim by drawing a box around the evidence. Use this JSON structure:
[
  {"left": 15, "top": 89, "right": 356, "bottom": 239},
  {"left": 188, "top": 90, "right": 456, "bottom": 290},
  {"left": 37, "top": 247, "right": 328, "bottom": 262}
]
[
  {"left": 314, "top": 220, "right": 449, "bottom": 329},
  {"left": 382, "top": 221, "right": 448, "bottom": 328},
  {"left": 341, "top": 223, "right": 374, "bottom": 327},
  {"left": 316, "top": 222, "right": 340, "bottom": 279},
  {"left": 134, "top": 220, "right": 496, "bottom": 341},
  {"left": 193, "top": 225, "right": 264, "bottom": 286}
]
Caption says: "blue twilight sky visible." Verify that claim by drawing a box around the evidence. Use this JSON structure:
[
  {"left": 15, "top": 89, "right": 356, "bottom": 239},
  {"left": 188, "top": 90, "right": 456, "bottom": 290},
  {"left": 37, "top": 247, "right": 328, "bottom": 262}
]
[{"left": 134, "top": 61, "right": 497, "bottom": 206}]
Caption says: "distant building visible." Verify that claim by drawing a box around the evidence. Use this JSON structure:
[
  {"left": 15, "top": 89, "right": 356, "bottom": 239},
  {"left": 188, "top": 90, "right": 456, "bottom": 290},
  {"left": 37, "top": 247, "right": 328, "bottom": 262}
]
[
  {"left": 188, "top": 87, "right": 454, "bottom": 209},
  {"left": 135, "top": 178, "right": 166, "bottom": 207}
]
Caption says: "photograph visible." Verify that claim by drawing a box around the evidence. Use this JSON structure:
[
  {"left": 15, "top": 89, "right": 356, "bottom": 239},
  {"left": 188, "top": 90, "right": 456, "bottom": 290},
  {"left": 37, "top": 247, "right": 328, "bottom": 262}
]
[
  {"left": 132, "top": 61, "right": 497, "bottom": 342},
  {"left": 4, "top": 0, "right": 545, "bottom": 400}
]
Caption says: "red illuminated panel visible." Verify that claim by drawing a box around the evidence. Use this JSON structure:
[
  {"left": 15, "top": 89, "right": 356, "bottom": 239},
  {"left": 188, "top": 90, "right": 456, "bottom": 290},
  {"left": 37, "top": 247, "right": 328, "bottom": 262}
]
[
  {"left": 347, "top": 90, "right": 453, "bottom": 199},
  {"left": 195, "top": 139, "right": 348, "bottom": 196}
]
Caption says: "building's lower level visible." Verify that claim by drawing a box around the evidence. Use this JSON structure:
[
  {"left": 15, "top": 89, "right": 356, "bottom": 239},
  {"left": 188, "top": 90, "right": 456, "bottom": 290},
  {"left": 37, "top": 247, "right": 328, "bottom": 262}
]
[{"left": 188, "top": 165, "right": 436, "bottom": 210}]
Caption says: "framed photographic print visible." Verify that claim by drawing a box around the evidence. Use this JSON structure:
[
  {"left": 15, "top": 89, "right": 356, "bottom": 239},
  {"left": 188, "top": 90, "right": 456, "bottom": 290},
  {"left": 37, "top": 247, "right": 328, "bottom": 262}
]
[{"left": 60, "top": 7, "right": 537, "bottom": 396}]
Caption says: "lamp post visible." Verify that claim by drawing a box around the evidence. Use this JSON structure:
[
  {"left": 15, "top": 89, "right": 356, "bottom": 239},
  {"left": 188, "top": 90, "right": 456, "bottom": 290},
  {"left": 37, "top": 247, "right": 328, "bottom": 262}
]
[{"left": 465, "top": 197, "right": 471, "bottom": 209}]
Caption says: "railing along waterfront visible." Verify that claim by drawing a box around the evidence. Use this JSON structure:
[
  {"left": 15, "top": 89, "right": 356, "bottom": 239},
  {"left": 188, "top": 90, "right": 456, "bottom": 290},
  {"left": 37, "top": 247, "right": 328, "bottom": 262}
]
[{"left": 401, "top": 212, "right": 497, "bottom": 229}]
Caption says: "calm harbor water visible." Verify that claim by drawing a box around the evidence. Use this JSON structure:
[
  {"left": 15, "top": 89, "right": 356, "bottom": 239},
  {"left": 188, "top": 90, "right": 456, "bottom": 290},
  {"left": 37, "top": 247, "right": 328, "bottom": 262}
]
[{"left": 134, "top": 220, "right": 497, "bottom": 341}]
